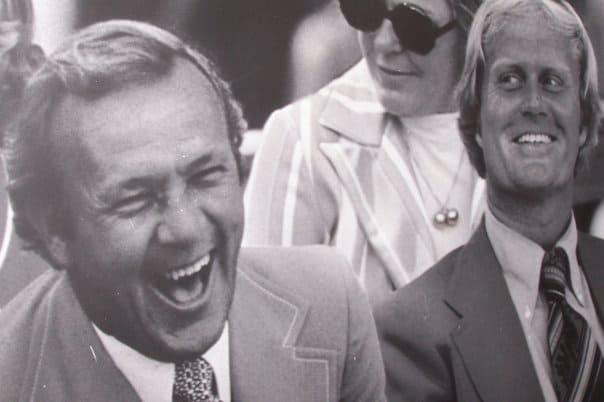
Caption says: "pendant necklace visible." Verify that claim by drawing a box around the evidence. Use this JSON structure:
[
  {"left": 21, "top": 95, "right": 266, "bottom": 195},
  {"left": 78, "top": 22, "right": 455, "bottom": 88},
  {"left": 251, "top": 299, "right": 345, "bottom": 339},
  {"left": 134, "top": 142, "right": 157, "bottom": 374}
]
[{"left": 410, "top": 150, "right": 465, "bottom": 228}]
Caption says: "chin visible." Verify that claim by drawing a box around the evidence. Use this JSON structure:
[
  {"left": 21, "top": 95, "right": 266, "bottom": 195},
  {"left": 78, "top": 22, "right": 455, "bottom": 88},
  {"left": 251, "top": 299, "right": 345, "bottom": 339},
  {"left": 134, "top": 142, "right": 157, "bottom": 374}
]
[
  {"left": 137, "top": 313, "right": 228, "bottom": 362},
  {"left": 376, "top": 89, "right": 439, "bottom": 118},
  {"left": 515, "top": 168, "right": 569, "bottom": 192},
  {"left": 505, "top": 177, "right": 568, "bottom": 200},
  {"left": 378, "top": 93, "right": 415, "bottom": 117}
]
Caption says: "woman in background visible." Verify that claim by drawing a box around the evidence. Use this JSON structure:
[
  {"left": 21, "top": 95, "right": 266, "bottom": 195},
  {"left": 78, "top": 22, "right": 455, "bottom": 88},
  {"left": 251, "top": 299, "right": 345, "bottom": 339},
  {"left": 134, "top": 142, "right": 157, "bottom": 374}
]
[
  {"left": 244, "top": 0, "right": 484, "bottom": 308},
  {"left": 0, "top": 0, "right": 42, "bottom": 142},
  {"left": 0, "top": 0, "right": 46, "bottom": 307}
]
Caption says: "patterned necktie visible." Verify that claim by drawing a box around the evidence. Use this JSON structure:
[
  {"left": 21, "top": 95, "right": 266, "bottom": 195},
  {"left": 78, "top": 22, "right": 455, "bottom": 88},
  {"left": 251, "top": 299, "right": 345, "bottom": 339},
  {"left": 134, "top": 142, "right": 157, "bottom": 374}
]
[
  {"left": 540, "top": 247, "right": 604, "bottom": 401},
  {"left": 173, "top": 356, "right": 223, "bottom": 402}
]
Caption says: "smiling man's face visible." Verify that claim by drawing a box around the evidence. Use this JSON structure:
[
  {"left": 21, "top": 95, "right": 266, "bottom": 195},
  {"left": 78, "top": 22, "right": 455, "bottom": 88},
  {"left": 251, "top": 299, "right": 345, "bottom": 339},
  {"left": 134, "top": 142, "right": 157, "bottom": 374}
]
[
  {"left": 478, "top": 17, "right": 584, "bottom": 202},
  {"left": 50, "top": 58, "right": 243, "bottom": 361}
]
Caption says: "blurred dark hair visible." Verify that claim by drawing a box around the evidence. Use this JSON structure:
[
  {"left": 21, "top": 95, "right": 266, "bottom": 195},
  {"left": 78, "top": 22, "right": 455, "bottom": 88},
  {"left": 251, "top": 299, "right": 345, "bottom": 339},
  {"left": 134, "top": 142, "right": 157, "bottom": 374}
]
[{"left": 0, "top": 0, "right": 43, "bottom": 142}]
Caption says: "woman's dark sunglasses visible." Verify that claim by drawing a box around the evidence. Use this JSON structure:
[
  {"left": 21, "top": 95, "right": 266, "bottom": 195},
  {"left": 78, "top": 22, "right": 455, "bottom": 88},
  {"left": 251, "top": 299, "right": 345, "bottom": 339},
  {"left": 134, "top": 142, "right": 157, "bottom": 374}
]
[{"left": 339, "top": 0, "right": 457, "bottom": 55}]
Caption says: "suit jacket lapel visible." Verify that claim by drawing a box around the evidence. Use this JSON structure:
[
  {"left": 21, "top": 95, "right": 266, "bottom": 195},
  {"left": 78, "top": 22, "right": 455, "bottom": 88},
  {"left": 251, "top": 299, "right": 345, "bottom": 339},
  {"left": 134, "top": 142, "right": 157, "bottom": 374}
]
[
  {"left": 445, "top": 223, "right": 544, "bottom": 402},
  {"left": 229, "top": 261, "right": 338, "bottom": 402},
  {"left": 318, "top": 84, "right": 435, "bottom": 287},
  {"left": 376, "top": 127, "right": 437, "bottom": 256},
  {"left": 26, "top": 275, "right": 139, "bottom": 402},
  {"left": 318, "top": 140, "right": 409, "bottom": 288}
]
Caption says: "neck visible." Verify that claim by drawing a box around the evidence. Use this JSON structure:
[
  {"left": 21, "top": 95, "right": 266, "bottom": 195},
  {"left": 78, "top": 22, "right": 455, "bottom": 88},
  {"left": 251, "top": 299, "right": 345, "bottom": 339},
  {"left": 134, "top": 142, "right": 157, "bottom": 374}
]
[{"left": 487, "top": 186, "right": 573, "bottom": 250}]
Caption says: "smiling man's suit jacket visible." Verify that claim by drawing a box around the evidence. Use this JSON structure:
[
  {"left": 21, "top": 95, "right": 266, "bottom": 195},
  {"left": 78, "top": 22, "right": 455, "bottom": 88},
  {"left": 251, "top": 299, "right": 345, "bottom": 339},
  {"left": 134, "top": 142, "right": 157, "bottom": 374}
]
[
  {"left": 375, "top": 222, "right": 604, "bottom": 402},
  {"left": 0, "top": 245, "right": 386, "bottom": 402}
]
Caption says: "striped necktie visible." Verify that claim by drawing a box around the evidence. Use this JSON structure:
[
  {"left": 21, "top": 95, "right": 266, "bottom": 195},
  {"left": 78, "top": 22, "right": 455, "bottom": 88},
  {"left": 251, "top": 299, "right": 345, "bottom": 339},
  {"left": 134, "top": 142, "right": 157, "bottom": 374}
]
[
  {"left": 540, "top": 247, "right": 604, "bottom": 401},
  {"left": 173, "top": 356, "right": 223, "bottom": 402}
]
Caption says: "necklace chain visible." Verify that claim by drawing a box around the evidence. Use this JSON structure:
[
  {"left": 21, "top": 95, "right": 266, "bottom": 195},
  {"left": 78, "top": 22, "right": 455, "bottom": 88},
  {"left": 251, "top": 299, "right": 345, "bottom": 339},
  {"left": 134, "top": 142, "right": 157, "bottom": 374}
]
[{"left": 409, "top": 149, "right": 465, "bottom": 227}]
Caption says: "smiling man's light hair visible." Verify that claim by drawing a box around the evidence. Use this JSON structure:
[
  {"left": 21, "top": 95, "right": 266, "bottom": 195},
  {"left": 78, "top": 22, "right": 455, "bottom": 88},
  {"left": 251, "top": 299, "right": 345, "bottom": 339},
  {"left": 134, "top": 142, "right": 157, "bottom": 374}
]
[{"left": 457, "top": 0, "right": 602, "bottom": 177}]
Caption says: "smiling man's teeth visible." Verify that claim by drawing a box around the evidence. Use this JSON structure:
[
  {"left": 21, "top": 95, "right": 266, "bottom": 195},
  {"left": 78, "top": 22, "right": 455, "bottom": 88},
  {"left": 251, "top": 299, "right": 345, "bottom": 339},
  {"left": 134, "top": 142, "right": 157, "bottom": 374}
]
[
  {"left": 516, "top": 133, "right": 553, "bottom": 144},
  {"left": 164, "top": 254, "right": 211, "bottom": 281}
]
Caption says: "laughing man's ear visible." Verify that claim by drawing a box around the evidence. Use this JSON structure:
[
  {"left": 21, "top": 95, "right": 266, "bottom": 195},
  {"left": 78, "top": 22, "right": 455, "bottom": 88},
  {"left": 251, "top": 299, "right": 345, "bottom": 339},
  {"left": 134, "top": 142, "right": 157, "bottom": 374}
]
[
  {"left": 45, "top": 234, "right": 71, "bottom": 270},
  {"left": 35, "top": 205, "right": 73, "bottom": 270}
]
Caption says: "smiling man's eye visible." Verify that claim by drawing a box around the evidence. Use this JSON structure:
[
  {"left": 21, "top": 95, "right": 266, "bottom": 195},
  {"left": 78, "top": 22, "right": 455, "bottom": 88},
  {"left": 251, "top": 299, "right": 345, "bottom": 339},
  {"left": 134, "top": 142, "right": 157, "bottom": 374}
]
[{"left": 541, "top": 74, "right": 564, "bottom": 92}]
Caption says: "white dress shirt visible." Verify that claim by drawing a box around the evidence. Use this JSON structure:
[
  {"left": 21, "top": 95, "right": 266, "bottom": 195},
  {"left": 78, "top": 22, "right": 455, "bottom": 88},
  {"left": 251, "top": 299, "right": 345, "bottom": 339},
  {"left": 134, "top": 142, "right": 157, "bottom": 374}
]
[
  {"left": 485, "top": 209, "right": 604, "bottom": 402},
  {"left": 93, "top": 323, "right": 231, "bottom": 402}
]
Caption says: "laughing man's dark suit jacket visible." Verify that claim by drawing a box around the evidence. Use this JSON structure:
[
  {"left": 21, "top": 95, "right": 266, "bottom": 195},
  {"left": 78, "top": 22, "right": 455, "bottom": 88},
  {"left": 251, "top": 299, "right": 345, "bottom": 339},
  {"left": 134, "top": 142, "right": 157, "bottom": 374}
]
[
  {"left": 0, "top": 246, "right": 386, "bottom": 402},
  {"left": 375, "top": 222, "right": 604, "bottom": 402}
]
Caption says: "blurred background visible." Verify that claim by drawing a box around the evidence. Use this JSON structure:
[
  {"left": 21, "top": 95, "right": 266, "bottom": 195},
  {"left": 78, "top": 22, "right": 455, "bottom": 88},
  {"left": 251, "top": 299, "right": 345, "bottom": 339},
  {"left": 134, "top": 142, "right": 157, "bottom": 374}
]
[
  {"left": 1, "top": 0, "right": 603, "bottom": 306},
  {"left": 32, "top": 0, "right": 361, "bottom": 128}
]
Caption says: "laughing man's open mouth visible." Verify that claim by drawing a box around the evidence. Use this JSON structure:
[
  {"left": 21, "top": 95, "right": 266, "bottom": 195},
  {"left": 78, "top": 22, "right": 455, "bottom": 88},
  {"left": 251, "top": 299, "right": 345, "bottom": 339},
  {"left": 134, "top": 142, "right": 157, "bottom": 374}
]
[{"left": 152, "top": 251, "right": 214, "bottom": 305}]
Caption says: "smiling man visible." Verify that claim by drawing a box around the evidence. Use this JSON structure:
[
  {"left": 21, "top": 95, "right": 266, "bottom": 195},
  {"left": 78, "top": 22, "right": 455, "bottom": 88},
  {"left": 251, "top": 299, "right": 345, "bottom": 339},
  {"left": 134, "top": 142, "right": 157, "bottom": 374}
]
[
  {"left": 376, "top": 1, "right": 604, "bottom": 401},
  {"left": 0, "top": 20, "right": 385, "bottom": 402}
]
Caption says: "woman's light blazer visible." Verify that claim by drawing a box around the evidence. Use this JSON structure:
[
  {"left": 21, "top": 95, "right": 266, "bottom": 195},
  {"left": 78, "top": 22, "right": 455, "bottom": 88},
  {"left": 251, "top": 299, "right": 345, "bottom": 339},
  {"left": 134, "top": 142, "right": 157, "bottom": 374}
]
[{"left": 244, "top": 61, "right": 485, "bottom": 307}]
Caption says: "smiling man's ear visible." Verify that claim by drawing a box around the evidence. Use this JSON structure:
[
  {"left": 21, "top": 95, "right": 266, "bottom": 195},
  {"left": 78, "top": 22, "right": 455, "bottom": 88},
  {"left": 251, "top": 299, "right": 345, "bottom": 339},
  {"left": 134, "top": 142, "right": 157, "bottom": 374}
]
[
  {"left": 476, "top": 130, "right": 483, "bottom": 147},
  {"left": 579, "top": 126, "right": 588, "bottom": 147}
]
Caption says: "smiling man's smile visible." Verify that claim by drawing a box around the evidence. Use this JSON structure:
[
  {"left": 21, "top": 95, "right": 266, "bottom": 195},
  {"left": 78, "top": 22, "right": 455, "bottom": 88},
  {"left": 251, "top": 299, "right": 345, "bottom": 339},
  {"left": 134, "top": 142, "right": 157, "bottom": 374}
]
[{"left": 514, "top": 133, "right": 555, "bottom": 144}]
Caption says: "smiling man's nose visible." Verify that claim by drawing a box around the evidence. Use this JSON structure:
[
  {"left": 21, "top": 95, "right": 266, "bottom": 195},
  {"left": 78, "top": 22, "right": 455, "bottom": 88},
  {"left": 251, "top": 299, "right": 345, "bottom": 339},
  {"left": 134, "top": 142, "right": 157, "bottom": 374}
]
[
  {"left": 156, "top": 199, "right": 203, "bottom": 246},
  {"left": 522, "top": 84, "right": 547, "bottom": 117}
]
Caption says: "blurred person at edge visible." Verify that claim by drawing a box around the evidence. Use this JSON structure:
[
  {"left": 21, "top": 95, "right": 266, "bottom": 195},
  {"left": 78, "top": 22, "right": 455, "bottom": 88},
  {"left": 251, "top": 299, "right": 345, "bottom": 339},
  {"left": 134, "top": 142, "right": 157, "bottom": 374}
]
[
  {"left": 0, "top": 20, "right": 386, "bottom": 401},
  {"left": 0, "top": 0, "right": 48, "bottom": 308},
  {"left": 377, "top": 0, "right": 604, "bottom": 400},
  {"left": 575, "top": 0, "right": 604, "bottom": 235},
  {"left": 0, "top": 0, "right": 43, "bottom": 140},
  {"left": 244, "top": 0, "right": 485, "bottom": 309}
]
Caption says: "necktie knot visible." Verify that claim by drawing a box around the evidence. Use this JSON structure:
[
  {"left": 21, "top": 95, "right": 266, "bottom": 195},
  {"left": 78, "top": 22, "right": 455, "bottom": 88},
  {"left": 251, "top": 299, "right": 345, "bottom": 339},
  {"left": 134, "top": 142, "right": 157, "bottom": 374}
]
[
  {"left": 173, "top": 356, "right": 221, "bottom": 402},
  {"left": 540, "top": 246, "right": 570, "bottom": 303}
]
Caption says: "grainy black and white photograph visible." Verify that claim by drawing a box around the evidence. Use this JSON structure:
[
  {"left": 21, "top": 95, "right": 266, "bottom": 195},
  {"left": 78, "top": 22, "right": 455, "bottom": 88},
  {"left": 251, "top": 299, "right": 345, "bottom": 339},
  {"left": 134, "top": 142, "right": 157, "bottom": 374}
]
[{"left": 0, "top": 0, "right": 603, "bottom": 401}]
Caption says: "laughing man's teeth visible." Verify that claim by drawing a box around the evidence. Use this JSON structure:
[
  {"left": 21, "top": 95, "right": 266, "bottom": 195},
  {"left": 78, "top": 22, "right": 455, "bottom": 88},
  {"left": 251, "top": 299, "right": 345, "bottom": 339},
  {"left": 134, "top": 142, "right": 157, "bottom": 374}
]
[
  {"left": 164, "top": 254, "right": 211, "bottom": 281},
  {"left": 516, "top": 133, "right": 553, "bottom": 144}
]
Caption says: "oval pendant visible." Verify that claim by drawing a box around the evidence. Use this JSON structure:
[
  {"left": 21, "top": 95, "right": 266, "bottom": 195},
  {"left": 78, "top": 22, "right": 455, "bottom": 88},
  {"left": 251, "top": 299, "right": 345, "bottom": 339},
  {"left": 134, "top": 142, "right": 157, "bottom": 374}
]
[{"left": 446, "top": 208, "right": 459, "bottom": 226}]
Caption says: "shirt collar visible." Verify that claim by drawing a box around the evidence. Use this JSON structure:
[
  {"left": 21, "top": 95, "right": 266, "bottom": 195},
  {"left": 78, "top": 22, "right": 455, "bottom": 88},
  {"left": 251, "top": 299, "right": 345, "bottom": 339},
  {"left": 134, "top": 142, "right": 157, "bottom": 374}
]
[
  {"left": 93, "top": 323, "right": 230, "bottom": 402},
  {"left": 485, "top": 208, "right": 584, "bottom": 314}
]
